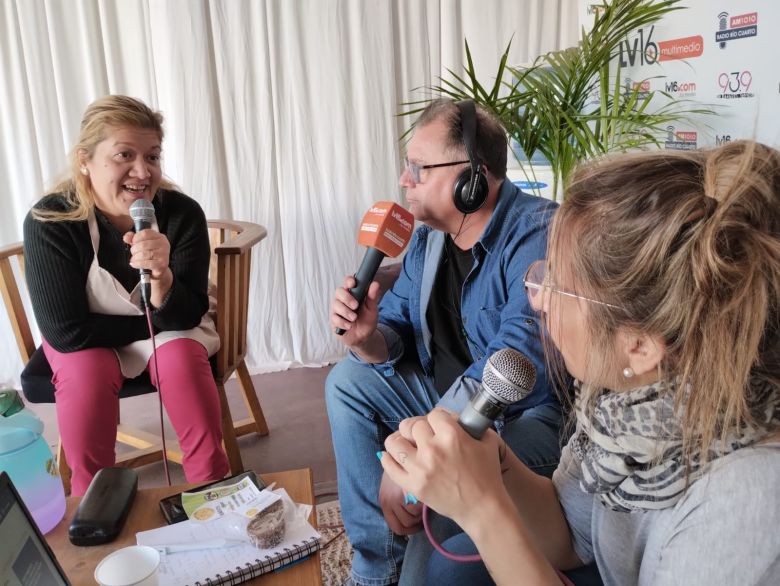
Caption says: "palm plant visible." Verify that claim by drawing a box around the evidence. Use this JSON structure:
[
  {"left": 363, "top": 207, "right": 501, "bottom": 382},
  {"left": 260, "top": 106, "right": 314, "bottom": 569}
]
[{"left": 402, "top": 0, "right": 711, "bottom": 199}]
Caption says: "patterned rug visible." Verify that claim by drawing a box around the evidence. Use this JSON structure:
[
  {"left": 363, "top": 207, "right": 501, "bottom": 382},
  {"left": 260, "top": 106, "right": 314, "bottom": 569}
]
[{"left": 317, "top": 500, "right": 352, "bottom": 585}]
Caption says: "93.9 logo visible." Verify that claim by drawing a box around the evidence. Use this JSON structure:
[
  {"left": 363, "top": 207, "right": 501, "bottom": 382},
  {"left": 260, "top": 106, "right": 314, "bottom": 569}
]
[{"left": 717, "top": 71, "right": 754, "bottom": 99}]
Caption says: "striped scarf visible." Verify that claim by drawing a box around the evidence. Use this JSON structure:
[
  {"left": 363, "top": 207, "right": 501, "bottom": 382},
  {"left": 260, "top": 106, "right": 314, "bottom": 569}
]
[{"left": 569, "top": 377, "right": 779, "bottom": 512}]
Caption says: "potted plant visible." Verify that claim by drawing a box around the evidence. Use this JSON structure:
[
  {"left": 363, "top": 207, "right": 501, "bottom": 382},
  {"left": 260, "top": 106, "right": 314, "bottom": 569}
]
[{"left": 402, "top": 0, "right": 711, "bottom": 200}]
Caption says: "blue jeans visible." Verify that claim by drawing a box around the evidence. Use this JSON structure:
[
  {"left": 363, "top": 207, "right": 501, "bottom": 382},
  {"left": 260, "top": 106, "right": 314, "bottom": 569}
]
[
  {"left": 421, "top": 532, "right": 603, "bottom": 586},
  {"left": 325, "top": 358, "right": 563, "bottom": 586}
]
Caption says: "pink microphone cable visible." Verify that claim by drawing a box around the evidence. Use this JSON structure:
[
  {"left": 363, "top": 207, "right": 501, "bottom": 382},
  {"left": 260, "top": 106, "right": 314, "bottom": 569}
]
[
  {"left": 422, "top": 503, "right": 480, "bottom": 562},
  {"left": 422, "top": 503, "right": 575, "bottom": 584}
]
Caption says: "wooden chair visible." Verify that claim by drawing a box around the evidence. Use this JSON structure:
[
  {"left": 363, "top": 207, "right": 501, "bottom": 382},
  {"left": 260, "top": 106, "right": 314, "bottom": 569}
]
[{"left": 0, "top": 219, "right": 269, "bottom": 494}]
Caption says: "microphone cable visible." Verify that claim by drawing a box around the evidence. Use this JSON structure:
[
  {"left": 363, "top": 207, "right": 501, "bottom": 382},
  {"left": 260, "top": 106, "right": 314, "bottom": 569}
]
[
  {"left": 418, "top": 434, "right": 576, "bottom": 585},
  {"left": 419, "top": 434, "right": 508, "bottom": 563},
  {"left": 422, "top": 503, "right": 480, "bottom": 562},
  {"left": 130, "top": 199, "right": 171, "bottom": 486},
  {"left": 143, "top": 302, "right": 172, "bottom": 487},
  {"left": 451, "top": 212, "right": 469, "bottom": 244},
  {"left": 422, "top": 504, "right": 576, "bottom": 585}
]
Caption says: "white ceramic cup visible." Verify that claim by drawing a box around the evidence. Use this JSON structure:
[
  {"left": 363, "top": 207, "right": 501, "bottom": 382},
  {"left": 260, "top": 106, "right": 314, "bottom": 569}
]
[{"left": 94, "top": 545, "right": 160, "bottom": 586}]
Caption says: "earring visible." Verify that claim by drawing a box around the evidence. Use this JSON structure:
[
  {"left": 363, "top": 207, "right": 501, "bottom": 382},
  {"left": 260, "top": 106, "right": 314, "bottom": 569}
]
[
  {"left": 622, "top": 367, "right": 635, "bottom": 379},
  {"left": 80, "top": 166, "right": 89, "bottom": 176}
]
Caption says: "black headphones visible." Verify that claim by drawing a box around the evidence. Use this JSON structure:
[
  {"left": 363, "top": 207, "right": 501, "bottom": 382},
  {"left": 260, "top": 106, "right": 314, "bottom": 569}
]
[{"left": 453, "top": 100, "right": 489, "bottom": 214}]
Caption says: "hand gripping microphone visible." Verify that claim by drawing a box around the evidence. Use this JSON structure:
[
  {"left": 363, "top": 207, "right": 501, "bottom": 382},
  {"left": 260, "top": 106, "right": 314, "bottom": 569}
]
[
  {"left": 419, "top": 348, "right": 537, "bottom": 564},
  {"left": 458, "top": 348, "right": 537, "bottom": 439},
  {"left": 335, "top": 201, "right": 414, "bottom": 335},
  {"left": 128, "top": 199, "right": 156, "bottom": 308}
]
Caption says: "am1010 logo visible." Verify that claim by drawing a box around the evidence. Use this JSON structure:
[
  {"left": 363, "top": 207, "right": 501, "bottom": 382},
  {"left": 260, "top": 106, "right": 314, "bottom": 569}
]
[
  {"left": 665, "top": 126, "right": 698, "bottom": 151},
  {"left": 717, "top": 71, "right": 755, "bottom": 99},
  {"left": 716, "top": 12, "right": 758, "bottom": 49},
  {"left": 624, "top": 77, "right": 651, "bottom": 98}
]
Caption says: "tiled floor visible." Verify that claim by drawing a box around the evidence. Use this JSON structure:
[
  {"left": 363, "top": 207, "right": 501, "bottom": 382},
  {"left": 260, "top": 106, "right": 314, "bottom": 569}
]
[{"left": 26, "top": 365, "right": 339, "bottom": 499}]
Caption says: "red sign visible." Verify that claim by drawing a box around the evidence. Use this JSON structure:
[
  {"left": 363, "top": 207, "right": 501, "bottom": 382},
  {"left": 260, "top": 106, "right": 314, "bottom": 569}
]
[
  {"left": 730, "top": 12, "right": 757, "bottom": 28},
  {"left": 676, "top": 131, "right": 697, "bottom": 142},
  {"left": 659, "top": 35, "right": 704, "bottom": 61}
]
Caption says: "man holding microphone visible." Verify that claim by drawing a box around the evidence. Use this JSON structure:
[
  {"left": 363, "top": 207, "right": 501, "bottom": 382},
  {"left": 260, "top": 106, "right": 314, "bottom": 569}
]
[{"left": 327, "top": 99, "right": 561, "bottom": 586}]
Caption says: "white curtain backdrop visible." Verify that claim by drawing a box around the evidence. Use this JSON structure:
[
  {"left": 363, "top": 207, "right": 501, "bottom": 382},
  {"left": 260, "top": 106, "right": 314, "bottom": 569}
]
[{"left": 0, "top": 0, "right": 577, "bottom": 386}]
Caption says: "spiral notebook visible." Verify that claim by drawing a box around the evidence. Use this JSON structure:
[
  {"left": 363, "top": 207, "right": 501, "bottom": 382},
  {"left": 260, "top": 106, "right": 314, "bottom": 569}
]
[{"left": 136, "top": 508, "right": 321, "bottom": 585}]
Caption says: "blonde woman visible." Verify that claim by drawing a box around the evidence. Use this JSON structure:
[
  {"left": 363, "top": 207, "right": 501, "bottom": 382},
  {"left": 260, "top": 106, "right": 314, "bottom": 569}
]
[
  {"left": 23, "top": 96, "right": 229, "bottom": 495},
  {"left": 382, "top": 140, "right": 780, "bottom": 585}
]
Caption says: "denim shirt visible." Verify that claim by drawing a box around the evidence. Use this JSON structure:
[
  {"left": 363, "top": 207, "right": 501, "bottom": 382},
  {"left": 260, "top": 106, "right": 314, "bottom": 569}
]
[{"left": 351, "top": 179, "right": 558, "bottom": 416}]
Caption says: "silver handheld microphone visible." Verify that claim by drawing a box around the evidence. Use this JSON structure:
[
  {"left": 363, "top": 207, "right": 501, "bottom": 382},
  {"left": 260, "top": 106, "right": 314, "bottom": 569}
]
[
  {"left": 458, "top": 348, "right": 536, "bottom": 439},
  {"left": 128, "top": 199, "right": 156, "bottom": 308}
]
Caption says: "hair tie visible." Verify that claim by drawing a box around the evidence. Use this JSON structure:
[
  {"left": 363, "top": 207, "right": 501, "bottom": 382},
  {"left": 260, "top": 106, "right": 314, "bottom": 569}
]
[{"left": 702, "top": 193, "right": 718, "bottom": 215}]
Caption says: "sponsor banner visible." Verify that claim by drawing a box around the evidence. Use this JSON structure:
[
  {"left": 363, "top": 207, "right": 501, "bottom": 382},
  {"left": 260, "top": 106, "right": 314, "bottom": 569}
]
[{"left": 578, "top": 0, "right": 779, "bottom": 148}]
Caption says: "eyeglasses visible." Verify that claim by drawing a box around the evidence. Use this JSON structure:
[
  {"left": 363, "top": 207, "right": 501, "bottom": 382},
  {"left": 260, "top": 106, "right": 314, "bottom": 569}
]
[
  {"left": 403, "top": 157, "right": 470, "bottom": 184},
  {"left": 523, "top": 260, "right": 621, "bottom": 309}
]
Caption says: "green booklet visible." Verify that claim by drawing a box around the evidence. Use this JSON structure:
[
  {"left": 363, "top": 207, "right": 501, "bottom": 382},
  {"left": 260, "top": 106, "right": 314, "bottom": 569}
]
[{"left": 182, "top": 476, "right": 280, "bottom": 522}]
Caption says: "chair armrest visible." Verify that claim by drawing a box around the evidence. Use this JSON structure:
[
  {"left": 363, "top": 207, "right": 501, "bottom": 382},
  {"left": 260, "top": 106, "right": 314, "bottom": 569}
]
[
  {"left": 0, "top": 242, "right": 23, "bottom": 260},
  {"left": 207, "top": 220, "right": 267, "bottom": 255},
  {"left": 207, "top": 220, "right": 267, "bottom": 380},
  {"left": 0, "top": 242, "right": 35, "bottom": 362}
]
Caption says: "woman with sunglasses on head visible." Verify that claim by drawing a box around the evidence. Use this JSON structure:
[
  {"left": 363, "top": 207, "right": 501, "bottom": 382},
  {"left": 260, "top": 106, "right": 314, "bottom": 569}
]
[{"left": 380, "top": 140, "right": 780, "bottom": 585}]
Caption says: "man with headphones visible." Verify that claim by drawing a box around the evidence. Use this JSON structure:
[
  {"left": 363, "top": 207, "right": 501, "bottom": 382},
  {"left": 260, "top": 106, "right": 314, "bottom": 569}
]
[{"left": 327, "top": 99, "right": 562, "bottom": 586}]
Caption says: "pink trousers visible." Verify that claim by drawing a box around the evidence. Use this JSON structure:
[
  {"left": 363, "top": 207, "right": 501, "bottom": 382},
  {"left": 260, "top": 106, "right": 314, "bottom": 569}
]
[{"left": 43, "top": 338, "right": 230, "bottom": 495}]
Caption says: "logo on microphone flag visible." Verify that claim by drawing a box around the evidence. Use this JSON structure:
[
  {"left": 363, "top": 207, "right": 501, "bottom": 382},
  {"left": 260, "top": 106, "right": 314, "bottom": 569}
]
[{"left": 357, "top": 201, "right": 414, "bottom": 257}]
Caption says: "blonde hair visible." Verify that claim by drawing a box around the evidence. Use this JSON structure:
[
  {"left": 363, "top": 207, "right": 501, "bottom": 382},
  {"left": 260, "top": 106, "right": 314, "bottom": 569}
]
[
  {"left": 547, "top": 140, "right": 780, "bottom": 465},
  {"left": 33, "top": 95, "right": 175, "bottom": 222}
]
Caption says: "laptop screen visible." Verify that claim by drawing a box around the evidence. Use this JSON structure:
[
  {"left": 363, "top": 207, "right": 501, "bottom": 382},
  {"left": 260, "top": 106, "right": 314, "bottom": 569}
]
[{"left": 0, "top": 472, "right": 70, "bottom": 585}]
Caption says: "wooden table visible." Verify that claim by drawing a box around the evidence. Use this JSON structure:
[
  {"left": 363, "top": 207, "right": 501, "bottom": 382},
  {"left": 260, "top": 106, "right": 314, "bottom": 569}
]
[{"left": 46, "top": 468, "right": 323, "bottom": 585}]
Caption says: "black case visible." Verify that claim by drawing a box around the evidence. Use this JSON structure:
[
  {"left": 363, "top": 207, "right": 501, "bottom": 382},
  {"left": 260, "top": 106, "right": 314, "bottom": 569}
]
[
  {"left": 68, "top": 467, "right": 137, "bottom": 546},
  {"left": 159, "top": 470, "right": 265, "bottom": 524}
]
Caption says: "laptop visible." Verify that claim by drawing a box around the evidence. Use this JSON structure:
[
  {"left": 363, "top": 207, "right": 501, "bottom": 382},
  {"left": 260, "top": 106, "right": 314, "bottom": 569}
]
[{"left": 0, "top": 471, "right": 70, "bottom": 585}]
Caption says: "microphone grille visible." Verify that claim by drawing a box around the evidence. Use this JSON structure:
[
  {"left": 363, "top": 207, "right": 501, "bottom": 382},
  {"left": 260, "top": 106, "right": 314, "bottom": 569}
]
[
  {"left": 129, "top": 199, "right": 155, "bottom": 222},
  {"left": 482, "top": 348, "right": 536, "bottom": 405}
]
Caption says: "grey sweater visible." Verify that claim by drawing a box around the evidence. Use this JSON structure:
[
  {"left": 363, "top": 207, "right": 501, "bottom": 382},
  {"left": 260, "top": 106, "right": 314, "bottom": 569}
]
[{"left": 553, "top": 440, "right": 780, "bottom": 585}]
